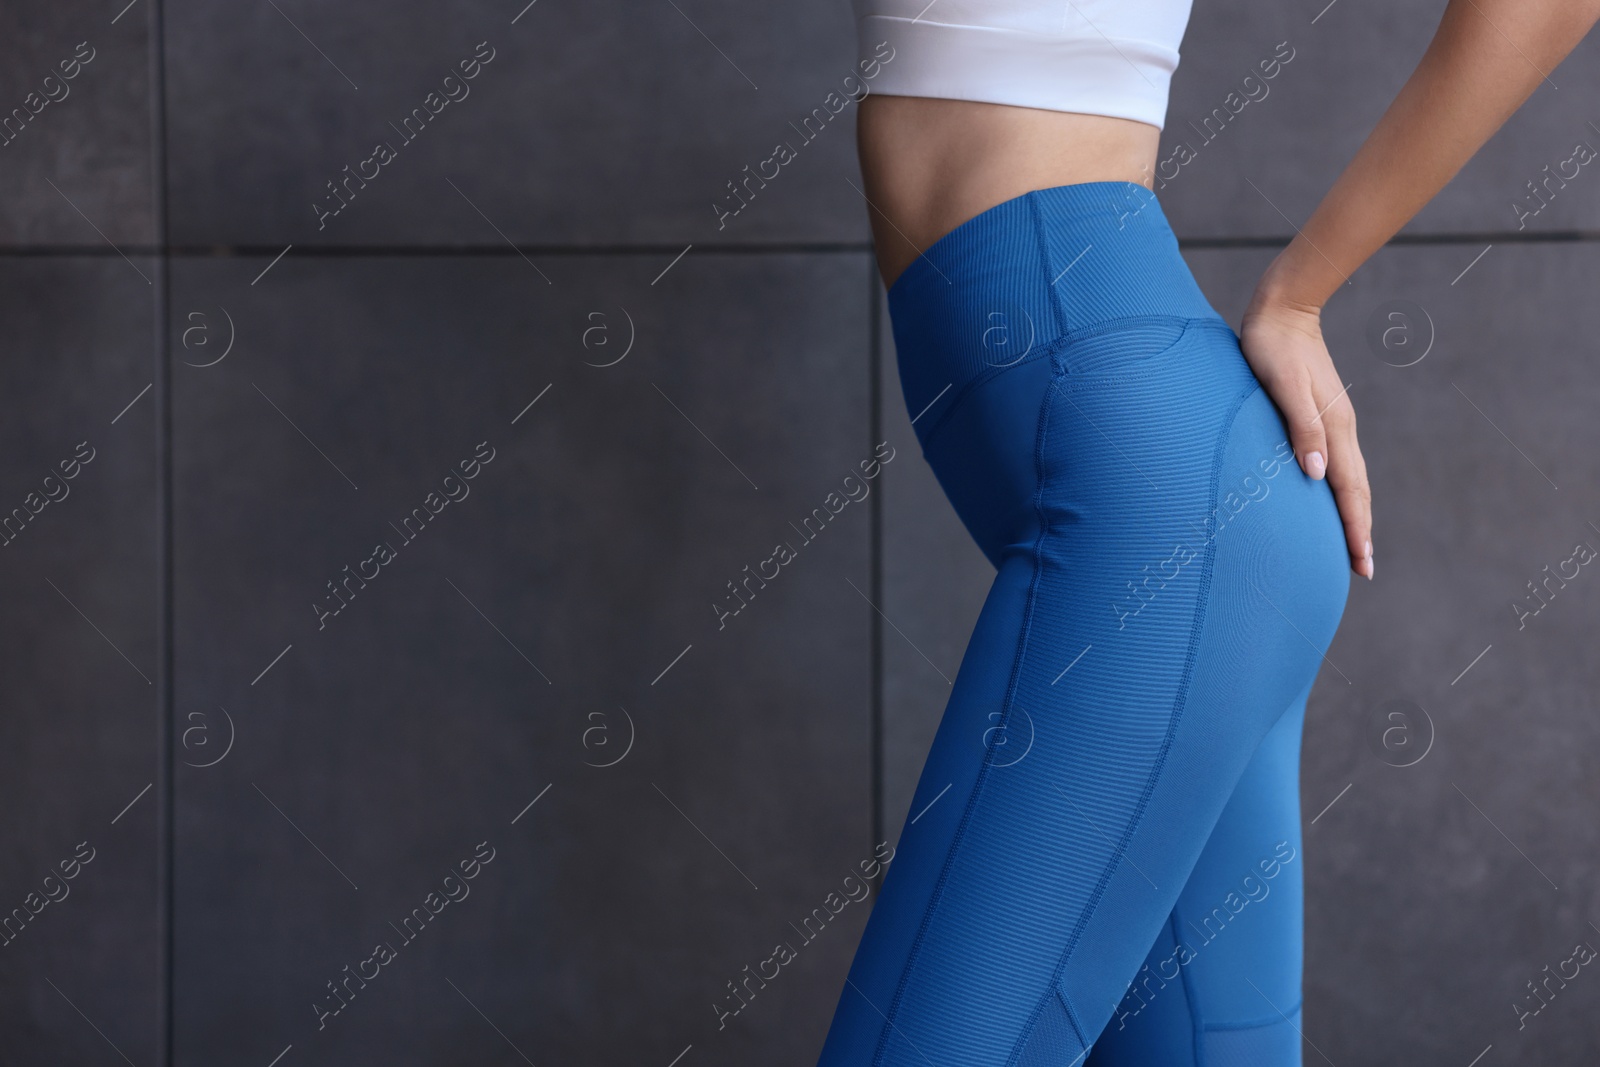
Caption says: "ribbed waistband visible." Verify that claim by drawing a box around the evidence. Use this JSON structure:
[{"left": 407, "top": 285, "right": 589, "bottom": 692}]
[
  {"left": 888, "top": 182, "right": 1219, "bottom": 330},
  {"left": 887, "top": 182, "right": 1226, "bottom": 437}
]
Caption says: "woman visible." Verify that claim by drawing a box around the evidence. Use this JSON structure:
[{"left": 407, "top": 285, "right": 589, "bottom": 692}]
[{"left": 819, "top": 1, "right": 1600, "bottom": 1064}]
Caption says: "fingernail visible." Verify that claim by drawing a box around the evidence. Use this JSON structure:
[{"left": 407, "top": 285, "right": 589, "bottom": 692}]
[
  {"left": 1366, "top": 556, "right": 1375, "bottom": 580},
  {"left": 1365, "top": 539, "right": 1372, "bottom": 559},
  {"left": 1307, "top": 451, "right": 1325, "bottom": 478}
]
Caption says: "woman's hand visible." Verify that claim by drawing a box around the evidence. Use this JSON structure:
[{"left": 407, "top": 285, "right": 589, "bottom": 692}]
[
  {"left": 1217, "top": 0, "right": 1600, "bottom": 585},
  {"left": 1239, "top": 282, "right": 1374, "bottom": 580}
]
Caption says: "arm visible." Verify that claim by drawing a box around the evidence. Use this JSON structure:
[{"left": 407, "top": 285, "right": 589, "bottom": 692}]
[{"left": 1239, "top": 0, "right": 1600, "bottom": 579}]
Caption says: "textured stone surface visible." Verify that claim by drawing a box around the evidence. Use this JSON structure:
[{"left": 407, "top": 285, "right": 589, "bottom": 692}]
[
  {"left": 0, "top": 8, "right": 154, "bottom": 245},
  {"left": 169, "top": 252, "right": 876, "bottom": 1065},
  {"left": 164, "top": 0, "right": 870, "bottom": 246},
  {"left": 0, "top": 257, "right": 158, "bottom": 1063}
]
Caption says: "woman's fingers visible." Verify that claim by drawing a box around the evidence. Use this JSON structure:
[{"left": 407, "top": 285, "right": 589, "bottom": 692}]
[
  {"left": 1239, "top": 299, "right": 1374, "bottom": 580},
  {"left": 1257, "top": 361, "right": 1329, "bottom": 481},
  {"left": 1322, "top": 395, "right": 1374, "bottom": 578},
  {"left": 1292, "top": 387, "right": 1329, "bottom": 481}
]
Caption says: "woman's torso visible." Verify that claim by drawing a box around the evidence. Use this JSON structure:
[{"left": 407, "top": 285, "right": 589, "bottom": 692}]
[
  {"left": 857, "top": 97, "right": 1161, "bottom": 289},
  {"left": 852, "top": 0, "right": 1196, "bottom": 288}
]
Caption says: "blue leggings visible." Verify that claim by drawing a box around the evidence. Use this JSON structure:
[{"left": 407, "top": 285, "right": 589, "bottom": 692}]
[{"left": 818, "top": 183, "right": 1350, "bottom": 1066}]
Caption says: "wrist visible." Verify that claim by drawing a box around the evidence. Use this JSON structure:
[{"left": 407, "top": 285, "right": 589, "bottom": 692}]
[{"left": 1247, "top": 252, "right": 1330, "bottom": 325}]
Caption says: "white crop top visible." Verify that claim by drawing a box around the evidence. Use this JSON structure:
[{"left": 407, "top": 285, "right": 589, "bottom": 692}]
[{"left": 851, "top": 0, "right": 1195, "bottom": 130}]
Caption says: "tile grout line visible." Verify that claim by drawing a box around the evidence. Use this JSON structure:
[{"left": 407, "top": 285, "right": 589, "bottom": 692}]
[
  {"left": 146, "top": 0, "right": 175, "bottom": 1061},
  {"left": 7, "top": 228, "right": 1600, "bottom": 260},
  {"left": 0, "top": 243, "right": 879, "bottom": 257}
]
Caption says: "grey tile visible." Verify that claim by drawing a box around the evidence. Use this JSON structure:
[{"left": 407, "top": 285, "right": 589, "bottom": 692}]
[
  {"left": 0, "top": 6, "right": 154, "bottom": 245},
  {"left": 164, "top": 0, "right": 873, "bottom": 247},
  {"left": 1163, "top": 4, "right": 1600, "bottom": 238},
  {"left": 0, "top": 257, "right": 158, "bottom": 1062},
  {"left": 171, "top": 251, "right": 876, "bottom": 1064}
]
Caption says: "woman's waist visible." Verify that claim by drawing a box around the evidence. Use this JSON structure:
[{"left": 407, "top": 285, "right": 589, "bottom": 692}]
[
  {"left": 858, "top": 94, "right": 1161, "bottom": 288},
  {"left": 887, "top": 182, "right": 1215, "bottom": 319},
  {"left": 887, "top": 182, "right": 1227, "bottom": 438}
]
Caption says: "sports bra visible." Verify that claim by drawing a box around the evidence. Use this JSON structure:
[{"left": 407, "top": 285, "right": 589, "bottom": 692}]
[{"left": 851, "top": 0, "right": 1195, "bottom": 130}]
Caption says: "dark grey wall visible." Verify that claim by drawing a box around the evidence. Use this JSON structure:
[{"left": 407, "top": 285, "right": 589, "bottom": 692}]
[{"left": 1, "top": 0, "right": 1596, "bottom": 1064}]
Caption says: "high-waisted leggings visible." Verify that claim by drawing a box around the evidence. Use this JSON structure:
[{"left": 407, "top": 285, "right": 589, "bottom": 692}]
[{"left": 818, "top": 183, "right": 1350, "bottom": 1066}]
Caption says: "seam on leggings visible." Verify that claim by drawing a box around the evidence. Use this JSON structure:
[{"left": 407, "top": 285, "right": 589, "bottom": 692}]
[
  {"left": 916, "top": 344, "right": 1058, "bottom": 448},
  {"left": 920, "top": 311, "right": 1217, "bottom": 455},
  {"left": 1171, "top": 906, "right": 1206, "bottom": 1067},
  {"left": 914, "top": 308, "right": 1223, "bottom": 447},
  {"left": 1055, "top": 317, "right": 1237, "bottom": 393},
  {"left": 1201, "top": 999, "right": 1304, "bottom": 1031},
  {"left": 1056, "top": 312, "right": 1222, "bottom": 351},
  {"left": 915, "top": 286, "right": 1214, "bottom": 449},
  {"left": 1029, "top": 191, "right": 1072, "bottom": 338},
  {"left": 1053, "top": 317, "right": 1192, "bottom": 393},
  {"left": 1005, "top": 376, "right": 1263, "bottom": 1067},
  {"left": 867, "top": 371, "right": 1065, "bottom": 1067},
  {"left": 1055, "top": 983, "right": 1090, "bottom": 1049}
]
